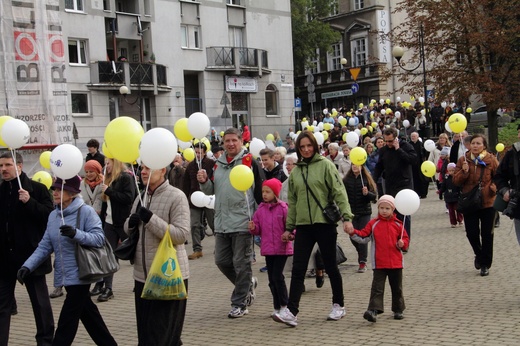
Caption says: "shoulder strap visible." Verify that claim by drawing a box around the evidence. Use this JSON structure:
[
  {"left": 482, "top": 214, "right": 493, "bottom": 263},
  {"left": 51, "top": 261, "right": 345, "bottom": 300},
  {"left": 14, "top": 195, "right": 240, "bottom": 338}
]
[
  {"left": 76, "top": 204, "right": 84, "bottom": 229},
  {"left": 301, "top": 168, "right": 325, "bottom": 212}
]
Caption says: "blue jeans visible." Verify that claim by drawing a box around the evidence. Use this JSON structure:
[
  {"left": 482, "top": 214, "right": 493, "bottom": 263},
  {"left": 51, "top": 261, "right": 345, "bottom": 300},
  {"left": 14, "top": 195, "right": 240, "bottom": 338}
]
[{"left": 214, "top": 232, "right": 253, "bottom": 308}]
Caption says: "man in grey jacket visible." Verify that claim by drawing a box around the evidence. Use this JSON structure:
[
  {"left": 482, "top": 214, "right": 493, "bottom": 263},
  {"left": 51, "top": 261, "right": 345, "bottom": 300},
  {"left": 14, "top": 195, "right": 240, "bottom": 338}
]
[{"left": 197, "top": 128, "right": 265, "bottom": 318}]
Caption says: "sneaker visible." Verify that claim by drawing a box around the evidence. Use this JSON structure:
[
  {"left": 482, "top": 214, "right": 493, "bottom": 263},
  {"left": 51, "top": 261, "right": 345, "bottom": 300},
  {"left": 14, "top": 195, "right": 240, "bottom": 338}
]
[
  {"left": 259, "top": 266, "right": 268, "bottom": 273},
  {"left": 451, "top": 224, "right": 457, "bottom": 228},
  {"left": 271, "top": 309, "right": 280, "bottom": 317},
  {"left": 327, "top": 303, "right": 346, "bottom": 321},
  {"left": 49, "top": 286, "right": 63, "bottom": 298},
  {"left": 188, "top": 251, "right": 203, "bottom": 260},
  {"left": 272, "top": 307, "right": 298, "bottom": 327},
  {"left": 357, "top": 263, "right": 367, "bottom": 273},
  {"left": 394, "top": 312, "right": 404, "bottom": 320},
  {"left": 228, "top": 306, "right": 248, "bottom": 318},
  {"left": 245, "top": 277, "right": 258, "bottom": 306},
  {"left": 97, "top": 288, "right": 114, "bottom": 302},
  {"left": 459, "top": 221, "right": 464, "bottom": 226},
  {"left": 363, "top": 309, "right": 377, "bottom": 323},
  {"left": 306, "top": 269, "right": 316, "bottom": 278},
  {"left": 90, "top": 283, "right": 104, "bottom": 296},
  {"left": 445, "top": 209, "right": 449, "bottom": 214}
]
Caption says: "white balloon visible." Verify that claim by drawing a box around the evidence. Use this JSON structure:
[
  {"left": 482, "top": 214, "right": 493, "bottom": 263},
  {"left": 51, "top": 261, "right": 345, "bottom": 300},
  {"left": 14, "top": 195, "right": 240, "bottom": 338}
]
[
  {"left": 354, "top": 129, "right": 361, "bottom": 136},
  {"left": 289, "top": 131, "right": 295, "bottom": 138},
  {"left": 444, "top": 121, "right": 452, "bottom": 133},
  {"left": 395, "top": 111, "right": 401, "bottom": 119},
  {"left": 419, "top": 97, "right": 425, "bottom": 103},
  {"left": 396, "top": 96, "right": 401, "bottom": 102},
  {"left": 313, "top": 132, "right": 324, "bottom": 145},
  {"left": 301, "top": 121, "right": 309, "bottom": 129},
  {"left": 346, "top": 132, "right": 359, "bottom": 148},
  {"left": 1, "top": 119, "right": 30, "bottom": 149},
  {"left": 178, "top": 139, "right": 192, "bottom": 150},
  {"left": 187, "top": 112, "right": 210, "bottom": 139},
  {"left": 249, "top": 137, "right": 266, "bottom": 158},
  {"left": 381, "top": 109, "right": 387, "bottom": 115},
  {"left": 421, "top": 109, "right": 426, "bottom": 116},
  {"left": 50, "top": 144, "right": 84, "bottom": 180},
  {"left": 204, "top": 195, "right": 215, "bottom": 209},
  {"left": 403, "top": 120, "right": 410, "bottom": 128},
  {"left": 191, "top": 191, "right": 207, "bottom": 208},
  {"left": 348, "top": 118, "right": 357, "bottom": 126},
  {"left": 318, "top": 122, "right": 324, "bottom": 131},
  {"left": 395, "top": 189, "right": 420, "bottom": 215},
  {"left": 322, "top": 108, "right": 328, "bottom": 115},
  {"left": 206, "top": 151, "right": 215, "bottom": 159},
  {"left": 418, "top": 137, "right": 423, "bottom": 142},
  {"left": 265, "top": 140, "right": 276, "bottom": 150},
  {"left": 337, "top": 116, "right": 344, "bottom": 122},
  {"left": 379, "top": 99, "right": 384, "bottom": 104},
  {"left": 424, "top": 139, "right": 436, "bottom": 152},
  {"left": 140, "top": 128, "right": 178, "bottom": 170},
  {"left": 441, "top": 101, "right": 447, "bottom": 108},
  {"left": 312, "top": 120, "right": 317, "bottom": 126}
]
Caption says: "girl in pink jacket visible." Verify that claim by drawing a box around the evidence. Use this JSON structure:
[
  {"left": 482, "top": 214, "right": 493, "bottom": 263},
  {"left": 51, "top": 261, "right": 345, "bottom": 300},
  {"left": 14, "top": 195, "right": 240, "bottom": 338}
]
[{"left": 249, "top": 179, "right": 293, "bottom": 316}]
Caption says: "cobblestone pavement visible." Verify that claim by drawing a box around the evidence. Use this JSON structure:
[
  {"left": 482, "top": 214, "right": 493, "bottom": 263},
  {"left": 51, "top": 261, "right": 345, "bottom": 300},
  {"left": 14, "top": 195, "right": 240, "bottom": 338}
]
[{"left": 9, "top": 194, "right": 520, "bottom": 345}]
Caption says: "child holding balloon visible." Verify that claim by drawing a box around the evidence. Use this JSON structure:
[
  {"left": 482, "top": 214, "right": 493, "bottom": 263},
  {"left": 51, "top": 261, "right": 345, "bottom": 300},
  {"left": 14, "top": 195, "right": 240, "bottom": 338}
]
[
  {"left": 248, "top": 179, "right": 293, "bottom": 317},
  {"left": 347, "top": 195, "right": 409, "bottom": 323}
]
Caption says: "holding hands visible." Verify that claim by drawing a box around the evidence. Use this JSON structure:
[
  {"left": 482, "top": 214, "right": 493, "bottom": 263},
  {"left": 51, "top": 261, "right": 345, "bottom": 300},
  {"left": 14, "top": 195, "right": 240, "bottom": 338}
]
[
  {"left": 248, "top": 220, "right": 255, "bottom": 231},
  {"left": 281, "top": 231, "right": 294, "bottom": 242}
]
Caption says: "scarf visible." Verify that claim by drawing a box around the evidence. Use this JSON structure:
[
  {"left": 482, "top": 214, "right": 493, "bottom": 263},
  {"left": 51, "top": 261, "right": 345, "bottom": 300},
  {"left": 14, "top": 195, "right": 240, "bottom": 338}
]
[
  {"left": 85, "top": 174, "right": 104, "bottom": 189},
  {"left": 470, "top": 150, "right": 487, "bottom": 167}
]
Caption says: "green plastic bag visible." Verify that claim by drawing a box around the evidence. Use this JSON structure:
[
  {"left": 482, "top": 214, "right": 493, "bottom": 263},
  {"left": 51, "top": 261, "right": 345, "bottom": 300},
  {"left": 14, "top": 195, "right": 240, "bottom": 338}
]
[{"left": 141, "top": 228, "right": 187, "bottom": 300}]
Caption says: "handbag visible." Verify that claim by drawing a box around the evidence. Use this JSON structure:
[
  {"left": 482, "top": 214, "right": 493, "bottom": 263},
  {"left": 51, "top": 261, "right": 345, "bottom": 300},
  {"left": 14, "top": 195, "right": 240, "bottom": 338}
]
[
  {"left": 336, "top": 243, "right": 347, "bottom": 265},
  {"left": 457, "top": 166, "right": 484, "bottom": 214},
  {"left": 114, "top": 229, "right": 139, "bottom": 261},
  {"left": 74, "top": 205, "right": 120, "bottom": 281},
  {"left": 302, "top": 170, "right": 343, "bottom": 224},
  {"left": 141, "top": 227, "right": 187, "bottom": 300}
]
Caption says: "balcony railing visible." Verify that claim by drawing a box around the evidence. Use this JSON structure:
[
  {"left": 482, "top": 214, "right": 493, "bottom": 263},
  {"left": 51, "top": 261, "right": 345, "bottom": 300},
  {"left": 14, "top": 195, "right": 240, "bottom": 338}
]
[
  {"left": 206, "top": 46, "right": 270, "bottom": 74},
  {"left": 295, "top": 63, "right": 381, "bottom": 89},
  {"left": 89, "top": 62, "right": 169, "bottom": 91}
]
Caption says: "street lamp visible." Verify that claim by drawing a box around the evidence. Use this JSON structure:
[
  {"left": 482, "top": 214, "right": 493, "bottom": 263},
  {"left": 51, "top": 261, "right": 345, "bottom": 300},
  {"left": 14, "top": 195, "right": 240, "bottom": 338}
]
[{"left": 392, "top": 24, "right": 429, "bottom": 134}]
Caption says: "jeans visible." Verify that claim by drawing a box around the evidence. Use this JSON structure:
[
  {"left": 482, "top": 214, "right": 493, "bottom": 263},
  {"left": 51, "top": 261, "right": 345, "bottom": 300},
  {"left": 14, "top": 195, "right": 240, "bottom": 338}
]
[
  {"left": 368, "top": 269, "right": 405, "bottom": 314},
  {"left": 463, "top": 207, "right": 495, "bottom": 268},
  {"left": 214, "top": 232, "right": 253, "bottom": 308},
  {"left": 288, "top": 224, "right": 344, "bottom": 316},
  {"left": 0, "top": 275, "right": 54, "bottom": 346},
  {"left": 265, "top": 255, "right": 289, "bottom": 310},
  {"left": 351, "top": 214, "right": 371, "bottom": 263}
]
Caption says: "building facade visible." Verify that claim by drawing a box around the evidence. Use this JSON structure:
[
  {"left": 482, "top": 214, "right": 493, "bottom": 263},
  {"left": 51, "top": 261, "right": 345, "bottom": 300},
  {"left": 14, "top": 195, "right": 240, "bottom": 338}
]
[{"left": 0, "top": 0, "right": 294, "bottom": 169}]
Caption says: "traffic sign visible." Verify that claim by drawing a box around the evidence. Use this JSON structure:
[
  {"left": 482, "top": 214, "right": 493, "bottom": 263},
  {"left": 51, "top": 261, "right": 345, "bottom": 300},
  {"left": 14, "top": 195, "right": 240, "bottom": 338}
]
[
  {"left": 294, "top": 98, "right": 302, "bottom": 111},
  {"left": 308, "top": 93, "right": 316, "bottom": 103},
  {"left": 306, "top": 74, "right": 314, "bottom": 83},
  {"left": 307, "top": 83, "right": 315, "bottom": 93},
  {"left": 351, "top": 83, "right": 359, "bottom": 94}
]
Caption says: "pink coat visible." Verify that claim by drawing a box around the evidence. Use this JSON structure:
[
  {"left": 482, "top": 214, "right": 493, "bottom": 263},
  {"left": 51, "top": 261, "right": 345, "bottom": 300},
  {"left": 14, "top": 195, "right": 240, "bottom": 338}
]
[{"left": 250, "top": 201, "right": 293, "bottom": 256}]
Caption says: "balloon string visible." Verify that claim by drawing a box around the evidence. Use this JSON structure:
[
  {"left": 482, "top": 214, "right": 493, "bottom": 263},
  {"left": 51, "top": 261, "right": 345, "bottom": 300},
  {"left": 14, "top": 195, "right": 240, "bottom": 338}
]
[
  {"left": 132, "top": 166, "right": 143, "bottom": 207},
  {"left": 143, "top": 169, "right": 152, "bottom": 209},
  {"left": 60, "top": 180, "right": 65, "bottom": 224},
  {"left": 10, "top": 149, "right": 22, "bottom": 188},
  {"left": 400, "top": 219, "right": 405, "bottom": 240},
  {"left": 360, "top": 171, "right": 365, "bottom": 188},
  {"left": 102, "top": 166, "right": 106, "bottom": 185},
  {"left": 245, "top": 191, "right": 252, "bottom": 220},
  {"left": 197, "top": 141, "right": 202, "bottom": 171}
]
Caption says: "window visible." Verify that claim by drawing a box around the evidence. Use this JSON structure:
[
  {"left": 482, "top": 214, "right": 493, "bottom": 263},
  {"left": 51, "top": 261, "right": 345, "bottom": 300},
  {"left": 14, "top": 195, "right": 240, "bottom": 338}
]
[
  {"left": 68, "top": 39, "right": 87, "bottom": 65},
  {"left": 328, "top": 43, "right": 342, "bottom": 71},
  {"left": 181, "top": 25, "right": 201, "bottom": 49},
  {"left": 227, "top": 0, "right": 241, "bottom": 5},
  {"left": 265, "top": 84, "right": 278, "bottom": 116},
  {"left": 309, "top": 48, "right": 320, "bottom": 74},
  {"left": 229, "top": 27, "right": 244, "bottom": 47},
  {"left": 71, "top": 92, "right": 89, "bottom": 115},
  {"left": 330, "top": 0, "right": 339, "bottom": 16},
  {"left": 103, "top": 0, "right": 110, "bottom": 10},
  {"left": 353, "top": 0, "right": 364, "bottom": 10},
  {"left": 65, "top": 0, "right": 84, "bottom": 11},
  {"left": 352, "top": 38, "right": 366, "bottom": 66}
]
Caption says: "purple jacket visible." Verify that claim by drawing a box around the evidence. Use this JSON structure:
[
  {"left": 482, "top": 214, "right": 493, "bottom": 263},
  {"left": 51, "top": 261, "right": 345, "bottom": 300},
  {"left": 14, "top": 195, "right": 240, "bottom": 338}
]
[{"left": 250, "top": 201, "right": 293, "bottom": 256}]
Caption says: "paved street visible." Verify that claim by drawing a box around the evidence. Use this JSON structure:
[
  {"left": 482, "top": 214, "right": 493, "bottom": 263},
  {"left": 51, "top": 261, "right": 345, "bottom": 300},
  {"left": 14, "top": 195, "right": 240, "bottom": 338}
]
[{"left": 9, "top": 193, "right": 520, "bottom": 345}]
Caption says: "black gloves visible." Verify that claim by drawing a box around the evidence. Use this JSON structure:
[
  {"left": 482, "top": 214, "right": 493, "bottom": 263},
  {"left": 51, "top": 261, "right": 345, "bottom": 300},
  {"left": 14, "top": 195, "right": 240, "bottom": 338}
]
[
  {"left": 17, "top": 267, "right": 30, "bottom": 285},
  {"left": 128, "top": 213, "right": 140, "bottom": 229},
  {"left": 60, "top": 225, "right": 76, "bottom": 238},
  {"left": 137, "top": 206, "right": 153, "bottom": 223}
]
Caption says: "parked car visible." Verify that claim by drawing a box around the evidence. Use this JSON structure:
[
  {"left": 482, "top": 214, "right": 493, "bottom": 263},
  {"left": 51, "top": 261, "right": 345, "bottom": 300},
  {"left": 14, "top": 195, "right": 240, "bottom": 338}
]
[{"left": 470, "top": 106, "right": 509, "bottom": 127}]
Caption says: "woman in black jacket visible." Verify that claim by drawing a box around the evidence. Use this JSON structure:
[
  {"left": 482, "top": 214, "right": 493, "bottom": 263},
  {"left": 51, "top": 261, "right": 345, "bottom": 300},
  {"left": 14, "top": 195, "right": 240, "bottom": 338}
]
[
  {"left": 344, "top": 164, "right": 377, "bottom": 272},
  {"left": 91, "top": 158, "right": 136, "bottom": 301}
]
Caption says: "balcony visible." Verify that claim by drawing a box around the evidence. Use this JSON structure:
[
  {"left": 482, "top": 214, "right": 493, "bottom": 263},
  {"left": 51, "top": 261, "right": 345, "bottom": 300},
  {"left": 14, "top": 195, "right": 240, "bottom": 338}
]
[
  {"left": 87, "top": 62, "right": 170, "bottom": 93},
  {"left": 295, "top": 63, "right": 381, "bottom": 90},
  {"left": 206, "top": 46, "right": 270, "bottom": 75}
]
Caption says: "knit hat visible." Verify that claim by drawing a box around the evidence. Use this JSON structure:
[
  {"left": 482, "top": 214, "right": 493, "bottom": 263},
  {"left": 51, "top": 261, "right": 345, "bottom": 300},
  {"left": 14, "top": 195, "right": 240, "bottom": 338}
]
[
  {"left": 440, "top": 146, "right": 450, "bottom": 156},
  {"left": 84, "top": 160, "right": 102, "bottom": 174},
  {"left": 52, "top": 176, "right": 82, "bottom": 194},
  {"left": 447, "top": 162, "right": 457, "bottom": 170},
  {"left": 377, "top": 195, "right": 395, "bottom": 210},
  {"left": 262, "top": 178, "right": 282, "bottom": 197}
]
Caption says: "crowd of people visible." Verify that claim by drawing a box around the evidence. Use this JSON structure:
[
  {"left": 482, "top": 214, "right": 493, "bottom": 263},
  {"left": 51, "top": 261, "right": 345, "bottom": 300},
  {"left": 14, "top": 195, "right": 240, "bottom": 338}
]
[{"left": 2, "top": 101, "right": 519, "bottom": 343}]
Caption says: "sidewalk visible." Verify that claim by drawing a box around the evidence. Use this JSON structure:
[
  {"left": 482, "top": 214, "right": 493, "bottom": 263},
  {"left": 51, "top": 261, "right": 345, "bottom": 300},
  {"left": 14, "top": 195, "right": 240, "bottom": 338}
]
[{"left": 10, "top": 195, "right": 520, "bottom": 345}]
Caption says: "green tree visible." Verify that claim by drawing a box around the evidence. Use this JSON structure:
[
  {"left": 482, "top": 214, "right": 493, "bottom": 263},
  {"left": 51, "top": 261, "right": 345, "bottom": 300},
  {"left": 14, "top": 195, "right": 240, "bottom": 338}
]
[
  {"left": 291, "top": 0, "right": 341, "bottom": 75},
  {"left": 387, "top": 0, "right": 520, "bottom": 148}
]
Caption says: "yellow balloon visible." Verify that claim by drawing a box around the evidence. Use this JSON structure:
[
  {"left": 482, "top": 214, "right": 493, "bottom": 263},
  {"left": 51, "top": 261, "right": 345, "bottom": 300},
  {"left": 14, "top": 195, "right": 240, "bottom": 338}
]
[
  {"left": 466, "top": 107, "right": 473, "bottom": 113},
  {"left": 360, "top": 128, "right": 368, "bottom": 136},
  {"left": 102, "top": 142, "right": 114, "bottom": 159},
  {"left": 358, "top": 103, "right": 364, "bottom": 109},
  {"left": 410, "top": 96, "right": 415, "bottom": 101},
  {"left": 104, "top": 117, "right": 144, "bottom": 163},
  {"left": 32, "top": 171, "right": 52, "bottom": 190},
  {"left": 332, "top": 110, "right": 338, "bottom": 117},
  {"left": 323, "top": 123, "right": 332, "bottom": 131},
  {"left": 339, "top": 118, "right": 347, "bottom": 126},
  {"left": 229, "top": 165, "right": 254, "bottom": 192},
  {"left": 342, "top": 133, "right": 347, "bottom": 142},
  {"left": 302, "top": 117, "right": 307, "bottom": 122},
  {"left": 322, "top": 131, "right": 329, "bottom": 141},
  {"left": 448, "top": 113, "right": 468, "bottom": 133},
  {"left": 174, "top": 118, "right": 193, "bottom": 142},
  {"left": 183, "top": 148, "right": 195, "bottom": 162},
  {"left": 266, "top": 134, "right": 275, "bottom": 141},
  {"left": 371, "top": 122, "right": 378, "bottom": 128},
  {"left": 421, "top": 161, "right": 436, "bottom": 178},
  {"left": 350, "top": 147, "right": 367, "bottom": 165},
  {"left": 0, "top": 115, "right": 14, "bottom": 147},
  {"left": 220, "top": 131, "right": 225, "bottom": 137},
  {"left": 307, "top": 126, "right": 314, "bottom": 132},
  {"left": 385, "top": 99, "right": 391, "bottom": 105},
  {"left": 496, "top": 143, "right": 505, "bottom": 152},
  {"left": 39, "top": 151, "right": 52, "bottom": 169}
]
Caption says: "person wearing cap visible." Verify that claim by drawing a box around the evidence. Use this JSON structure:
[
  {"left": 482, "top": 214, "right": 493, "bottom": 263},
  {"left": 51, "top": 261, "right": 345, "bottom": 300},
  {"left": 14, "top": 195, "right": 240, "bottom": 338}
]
[
  {"left": 249, "top": 179, "right": 292, "bottom": 317},
  {"left": 435, "top": 146, "right": 451, "bottom": 201},
  {"left": 274, "top": 130, "right": 354, "bottom": 327},
  {"left": 0, "top": 151, "right": 55, "bottom": 346},
  {"left": 18, "top": 175, "right": 117, "bottom": 346},
  {"left": 348, "top": 195, "right": 409, "bottom": 323},
  {"left": 86, "top": 138, "right": 105, "bottom": 168},
  {"left": 80, "top": 160, "right": 104, "bottom": 216},
  {"left": 440, "top": 163, "right": 464, "bottom": 228}
]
